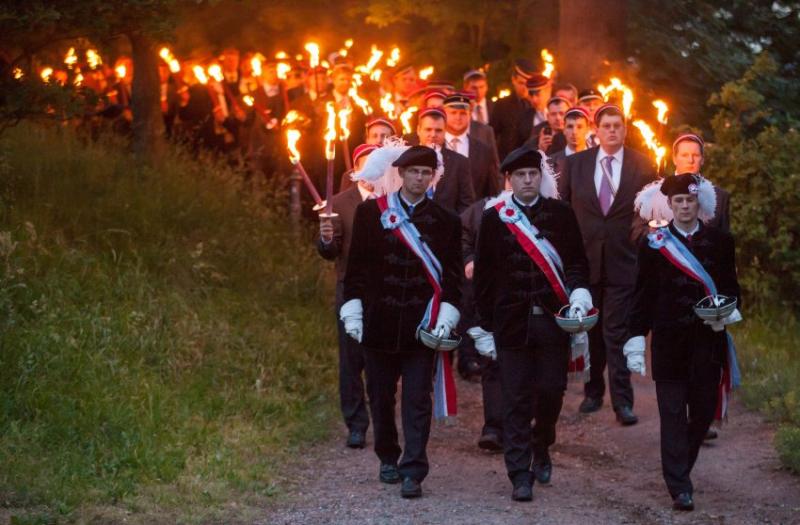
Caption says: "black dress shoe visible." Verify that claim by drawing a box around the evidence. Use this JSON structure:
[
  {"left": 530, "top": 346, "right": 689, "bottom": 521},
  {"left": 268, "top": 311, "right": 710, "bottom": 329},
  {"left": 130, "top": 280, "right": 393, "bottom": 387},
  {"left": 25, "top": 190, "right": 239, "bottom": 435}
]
[
  {"left": 458, "top": 359, "right": 482, "bottom": 382},
  {"left": 615, "top": 406, "right": 639, "bottom": 426},
  {"left": 579, "top": 396, "right": 603, "bottom": 414},
  {"left": 478, "top": 431, "right": 503, "bottom": 452},
  {"left": 400, "top": 477, "right": 422, "bottom": 498},
  {"left": 379, "top": 463, "right": 400, "bottom": 484},
  {"left": 346, "top": 430, "right": 366, "bottom": 449},
  {"left": 532, "top": 450, "right": 552, "bottom": 485},
  {"left": 704, "top": 428, "right": 719, "bottom": 440},
  {"left": 511, "top": 482, "right": 533, "bottom": 502},
  {"left": 672, "top": 492, "right": 694, "bottom": 511}
]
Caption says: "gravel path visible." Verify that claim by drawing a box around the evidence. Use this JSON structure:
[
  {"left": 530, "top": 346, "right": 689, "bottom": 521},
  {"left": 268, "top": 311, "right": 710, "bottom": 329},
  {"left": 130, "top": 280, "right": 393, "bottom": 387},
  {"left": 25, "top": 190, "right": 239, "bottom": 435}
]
[{"left": 261, "top": 373, "right": 800, "bottom": 524}]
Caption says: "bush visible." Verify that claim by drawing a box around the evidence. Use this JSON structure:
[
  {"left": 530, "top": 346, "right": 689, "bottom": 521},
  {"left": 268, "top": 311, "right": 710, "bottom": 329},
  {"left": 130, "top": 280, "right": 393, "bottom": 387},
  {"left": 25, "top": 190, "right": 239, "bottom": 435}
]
[
  {"left": 0, "top": 125, "right": 338, "bottom": 521},
  {"left": 705, "top": 53, "right": 800, "bottom": 310},
  {"left": 776, "top": 426, "right": 800, "bottom": 474}
]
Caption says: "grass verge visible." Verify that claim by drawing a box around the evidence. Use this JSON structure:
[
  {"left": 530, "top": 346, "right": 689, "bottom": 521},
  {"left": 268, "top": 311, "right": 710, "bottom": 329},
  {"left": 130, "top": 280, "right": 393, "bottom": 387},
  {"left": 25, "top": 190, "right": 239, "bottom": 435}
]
[{"left": 0, "top": 125, "right": 338, "bottom": 523}]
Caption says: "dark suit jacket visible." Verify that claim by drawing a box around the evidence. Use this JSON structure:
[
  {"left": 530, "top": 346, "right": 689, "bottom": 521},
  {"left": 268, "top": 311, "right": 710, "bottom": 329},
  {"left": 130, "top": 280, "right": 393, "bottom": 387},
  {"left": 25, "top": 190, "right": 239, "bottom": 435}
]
[
  {"left": 343, "top": 197, "right": 462, "bottom": 352},
  {"left": 489, "top": 91, "right": 530, "bottom": 162},
  {"left": 474, "top": 197, "right": 590, "bottom": 350},
  {"left": 470, "top": 120, "right": 500, "bottom": 167},
  {"left": 435, "top": 148, "right": 476, "bottom": 214},
  {"left": 316, "top": 186, "right": 364, "bottom": 304},
  {"left": 462, "top": 136, "right": 500, "bottom": 199},
  {"left": 562, "top": 146, "right": 657, "bottom": 286},
  {"left": 628, "top": 221, "right": 740, "bottom": 382}
]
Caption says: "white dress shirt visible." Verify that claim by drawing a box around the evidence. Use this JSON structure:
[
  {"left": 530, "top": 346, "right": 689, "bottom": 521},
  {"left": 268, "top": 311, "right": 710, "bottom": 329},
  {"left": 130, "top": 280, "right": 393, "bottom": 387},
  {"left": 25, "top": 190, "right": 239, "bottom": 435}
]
[
  {"left": 357, "top": 183, "right": 375, "bottom": 201},
  {"left": 564, "top": 145, "right": 576, "bottom": 157},
  {"left": 594, "top": 147, "right": 625, "bottom": 201},
  {"left": 673, "top": 222, "right": 700, "bottom": 239},
  {"left": 472, "top": 99, "right": 489, "bottom": 123},
  {"left": 445, "top": 131, "right": 470, "bottom": 158}
]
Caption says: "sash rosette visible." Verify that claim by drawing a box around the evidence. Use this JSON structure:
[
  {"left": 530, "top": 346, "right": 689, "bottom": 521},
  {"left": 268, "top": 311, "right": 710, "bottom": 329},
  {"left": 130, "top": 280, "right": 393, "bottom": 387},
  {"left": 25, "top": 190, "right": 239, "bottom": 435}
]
[
  {"left": 493, "top": 195, "right": 588, "bottom": 380},
  {"left": 377, "top": 192, "right": 457, "bottom": 420},
  {"left": 648, "top": 227, "right": 742, "bottom": 420}
]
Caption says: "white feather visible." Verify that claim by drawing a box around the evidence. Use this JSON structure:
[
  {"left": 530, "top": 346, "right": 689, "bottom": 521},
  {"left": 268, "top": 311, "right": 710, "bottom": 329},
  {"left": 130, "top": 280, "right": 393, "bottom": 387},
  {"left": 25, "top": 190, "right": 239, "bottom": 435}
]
[
  {"left": 351, "top": 136, "right": 408, "bottom": 196},
  {"left": 696, "top": 175, "right": 717, "bottom": 222},
  {"left": 635, "top": 179, "right": 673, "bottom": 222},
  {"left": 539, "top": 150, "right": 560, "bottom": 200},
  {"left": 485, "top": 190, "right": 512, "bottom": 210}
]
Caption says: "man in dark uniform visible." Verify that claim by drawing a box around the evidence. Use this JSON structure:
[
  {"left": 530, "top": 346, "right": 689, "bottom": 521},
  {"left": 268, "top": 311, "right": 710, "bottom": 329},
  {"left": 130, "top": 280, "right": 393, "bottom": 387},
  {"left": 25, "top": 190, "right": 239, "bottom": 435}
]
[
  {"left": 490, "top": 59, "right": 535, "bottom": 161},
  {"left": 341, "top": 145, "right": 462, "bottom": 499},
  {"left": 561, "top": 104, "right": 657, "bottom": 424},
  {"left": 473, "top": 147, "right": 592, "bottom": 502},
  {"left": 318, "top": 144, "right": 378, "bottom": 449},
  {"left": 625, "top": 173, "right": 741, "bottom": 510},
  {"left": 516, "top": 74, "right": 552, "bottom": 144}
]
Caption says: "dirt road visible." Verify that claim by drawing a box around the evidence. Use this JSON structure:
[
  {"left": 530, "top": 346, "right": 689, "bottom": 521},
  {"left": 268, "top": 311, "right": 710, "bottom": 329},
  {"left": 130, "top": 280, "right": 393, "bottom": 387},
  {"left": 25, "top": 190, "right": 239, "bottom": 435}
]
[{"left": 262, "top": 374, "right": 800, "bottom": 524}]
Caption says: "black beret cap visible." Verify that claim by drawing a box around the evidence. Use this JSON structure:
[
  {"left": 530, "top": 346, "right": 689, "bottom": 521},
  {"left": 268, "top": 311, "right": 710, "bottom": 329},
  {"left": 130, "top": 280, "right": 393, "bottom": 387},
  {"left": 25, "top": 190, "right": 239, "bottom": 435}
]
[
  {"left": 661, "top": 173, "right": 700, "bottom": 198},
  {"left": 393, "top": 145, "right": 438, "bottom": 170},
  {"left": 500, "top": 147, "right": 542, "bottom": 174}
]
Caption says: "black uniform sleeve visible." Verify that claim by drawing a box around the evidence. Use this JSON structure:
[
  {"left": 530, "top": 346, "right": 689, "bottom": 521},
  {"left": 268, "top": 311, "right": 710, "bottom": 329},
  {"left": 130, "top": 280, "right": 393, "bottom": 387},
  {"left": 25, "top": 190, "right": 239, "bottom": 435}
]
[
  {"left": 440, "top": 213, "right": 464, "bottom": 307},
  {"left": 716, "top": 231, "right": 741, "bottom": 310},
  {"left": 474, "top": 210, "right": 498, "bottom": 332},
  {"left": 456, "top": 155, "right": 476, "bottom": 214},
  {"left": 627, "top": 238, "right": 657, "bottom": 337},
  {"left": 460, "top": 200, "right": 482, "bottom": 265},
  {"left": 561, "top": 154, "right": 574, "bottom": 203},
  {"left": 342, "top": 202, "right": 370, "bottom": 302}
]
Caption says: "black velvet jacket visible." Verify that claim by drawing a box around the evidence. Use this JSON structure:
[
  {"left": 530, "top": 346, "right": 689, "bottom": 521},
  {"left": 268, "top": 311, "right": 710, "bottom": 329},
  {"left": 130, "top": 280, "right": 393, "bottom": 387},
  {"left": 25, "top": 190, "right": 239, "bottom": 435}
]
[
  {"left": 474, "top": 196, "right": 590, "bottom": 350},
  {"left": 343, "top": 195, "right": 462, "bottom": 352},
  {"left": 627, "top": 221, "right": 740, "bottom": 382}
]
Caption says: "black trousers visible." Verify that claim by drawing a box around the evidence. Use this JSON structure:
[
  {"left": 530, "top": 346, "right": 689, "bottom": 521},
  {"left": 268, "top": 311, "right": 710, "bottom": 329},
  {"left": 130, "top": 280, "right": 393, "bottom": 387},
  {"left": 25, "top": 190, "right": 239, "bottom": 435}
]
[
  {"left": 481, "top": 357, "right": 503, "bottom": 437},
  {"left": 584, "top": 284, "right": 634, "bottom": 410},
  {"left": 336, "top": 313, "right": 370, "bottom": 434},
  {"left": 457, "top": 278, "right": 482, "bottom": 376},
  {"left": 498, "top": 314, "right": 569, "bottom": 485},
  {"left": 655, "top": 373, "right": 719, "bottom": 497},
  {"left": 364, "top": 347, "right": 435, "bottom": 482}
]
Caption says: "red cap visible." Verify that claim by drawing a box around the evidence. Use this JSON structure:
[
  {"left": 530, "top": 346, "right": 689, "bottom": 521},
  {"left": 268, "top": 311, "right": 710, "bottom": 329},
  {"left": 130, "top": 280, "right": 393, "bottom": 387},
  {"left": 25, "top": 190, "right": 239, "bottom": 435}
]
[
  {"left": 672, "top": 133, "right": 705, "bottom": 153},
  {"left": 424, "top": 90, "right": 447, "bottom": 102},
  {"left": 352, "top": 143, "right": 378, "bottom": 165},
  {"left": 366, "top": 117, "right": 396, "bottom": 135},
  {"left": 546, "top": 96, "right": 572, "bottom": 108},
  {"left": 564, "top": 107, "right": 591, "bottom": 121},
  {"left": 594, "top": 103, "right": 624, "bottom": 125},
  {"left": 418, "top": 107, "right": 446, "bottom": 120},
  {"left": 525, "top": 74, "right": 550, "bottom": 90}
]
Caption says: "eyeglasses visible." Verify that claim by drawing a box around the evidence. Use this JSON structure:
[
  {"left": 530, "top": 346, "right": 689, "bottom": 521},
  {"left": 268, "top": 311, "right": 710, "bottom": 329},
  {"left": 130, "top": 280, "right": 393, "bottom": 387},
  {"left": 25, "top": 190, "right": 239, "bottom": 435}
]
[{"left": 404, "top": 167, "right": 434, "bottom": 177}]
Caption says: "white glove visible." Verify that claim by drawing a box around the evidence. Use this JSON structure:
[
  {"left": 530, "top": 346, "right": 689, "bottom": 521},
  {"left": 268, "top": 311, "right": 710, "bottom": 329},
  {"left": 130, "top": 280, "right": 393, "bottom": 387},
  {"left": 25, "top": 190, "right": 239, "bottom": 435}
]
[
  {"left": 339, "top": 299, "right": 363, "bottom": 343},
  {"left": 433, "top": 302, "right": 460, "bottom": 339},
  {"left": 703, "top": 308, "right": 743, "bottom": 332},
  {"left": 622, "top": 335, "right": 646, "bottom": 376},
  {"left": 467, "top": 326, "right": 496, "bottom": 360},
  {"left": 568, "top": 288, "right": 593, "bottom": 319}
]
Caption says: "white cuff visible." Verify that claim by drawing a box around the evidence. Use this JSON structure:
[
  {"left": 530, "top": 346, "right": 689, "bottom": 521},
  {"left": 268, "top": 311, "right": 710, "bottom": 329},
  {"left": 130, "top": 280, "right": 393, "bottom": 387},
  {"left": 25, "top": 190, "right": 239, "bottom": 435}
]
[
  {"left": 622, "top": 335, "right": 646, "bottom": 357},
  {"left": 569, "top": 288, "right": 593, "bottom": 310},
  {"left": 437, "top": 302, "right": 461, "bottom": 330},
  {"left": 340, "top": 298, "right": 363, "bottom": 322}
]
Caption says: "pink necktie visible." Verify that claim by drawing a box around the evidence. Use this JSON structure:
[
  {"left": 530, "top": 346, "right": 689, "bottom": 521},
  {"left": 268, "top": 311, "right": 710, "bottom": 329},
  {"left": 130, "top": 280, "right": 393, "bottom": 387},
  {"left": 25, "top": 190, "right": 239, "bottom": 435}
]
[{"left": 599, "top": 156, "right": 614, "bottom": 215}]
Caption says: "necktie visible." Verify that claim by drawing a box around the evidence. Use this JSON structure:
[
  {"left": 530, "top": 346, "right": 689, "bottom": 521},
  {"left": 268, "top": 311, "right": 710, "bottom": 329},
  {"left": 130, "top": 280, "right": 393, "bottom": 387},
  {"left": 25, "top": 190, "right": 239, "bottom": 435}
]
[
  {"left": 599, "top": 156, "right": 614, "bottom": 215},
  {"left": 476, "top": 104, "right": 485, "bottom": 124}
]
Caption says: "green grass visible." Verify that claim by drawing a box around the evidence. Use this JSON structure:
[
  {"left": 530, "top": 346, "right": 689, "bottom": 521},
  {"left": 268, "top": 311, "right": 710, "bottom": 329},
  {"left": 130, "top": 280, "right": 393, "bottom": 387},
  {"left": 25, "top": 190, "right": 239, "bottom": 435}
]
[
  {"left": 730, "top": 310, "right": 800, "bottom": 473},
  {"left": 0, "top": 125, "right": 338, "bottom": 523}
]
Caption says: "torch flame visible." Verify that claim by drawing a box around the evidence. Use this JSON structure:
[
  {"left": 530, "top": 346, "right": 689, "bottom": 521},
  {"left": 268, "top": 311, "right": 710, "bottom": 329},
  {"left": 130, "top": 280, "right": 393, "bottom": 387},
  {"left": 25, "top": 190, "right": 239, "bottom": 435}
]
[
  {"left": 491, "top": 88, "right": 511, "bottom": 102},
  {"left": 338, "top": 107, "right": 352, "bottom": 140},
  {"left": 275, "top": 51, "right": 289, "bottom": 60},
  {"left": 345, "top": 39, "right": 354, "bottom": 49},
  {"left": 207, "top": 64, "right": 223, "bottom": 82},
  {"left": 633, "top": 119, "right": 667, "bottom": 169},
  {"left": 158, "top": 47, "right": 181, "bottom": 73},
  {"left": 74, "top": 71, "right": 84, "bottom": 86},
  {"left": 115, "top": 64, "right": 127, "bottom": 79},
  {"left": 40, "top": 67, "right": 53, "bottom": 82},
  {"left": 243, "top": 95, "right": 254, "bottom": 107},
  {"left": 386, "top": 46, "right": 401, "bottom": 68},
  {"left": 86, "top": 49, "right": 103, "bottom": 69},
  {"left": 349, "top": 81, "right": 373, "bottom": 116},
  {"left": 64, "top": 47, "right": 78, "bottom": 68},
  {"left": 419, "top": 66, "right": 434, "bottom": 80},
  {"left": 277, "top": 62, "right": 291, "bottom": 80},
  {"left": 324, "top": 102, "right": 337, "bottom": 160},
  {"left": 541, "top": 49, "right": 555, "bottom": 78},
  {"left": 287, "top": 129, "right": 302, "bottom": 164},
  {"left": 598, "top": 77, "right": 634, "bottom": 118},
  {"left": 192, "top": 65, "right": 208, "bottom": 84},
  {"left": 13, "top": 67, "right": 23, "bottom": 79},
  {"left": 653, "top": 99, "right": 669, "bottom": 125},
  {"left": 250, "top": 54, "right": 263, "bottom": 77},
  {"left": 380, "top": 93, "right": 398, "bottom": 120},
  {"left": 304, "top": 42, "right": 320, "bottom": 69},
  {"left": 399, "top": 106, "right": 419, "bottom": 135},
  {"left": 284, "top": 110, "right": 301, "bottom": 125}
]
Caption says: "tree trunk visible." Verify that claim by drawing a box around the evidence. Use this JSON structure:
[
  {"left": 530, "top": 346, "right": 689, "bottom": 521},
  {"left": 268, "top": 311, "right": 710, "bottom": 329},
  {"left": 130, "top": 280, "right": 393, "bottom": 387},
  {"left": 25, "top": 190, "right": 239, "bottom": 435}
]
[
  {"left": 557, "top": 0, "right": 627, "bottom": 88},
  {"left": 129, "top": 31, "right": 164, "bottom": 161}
]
